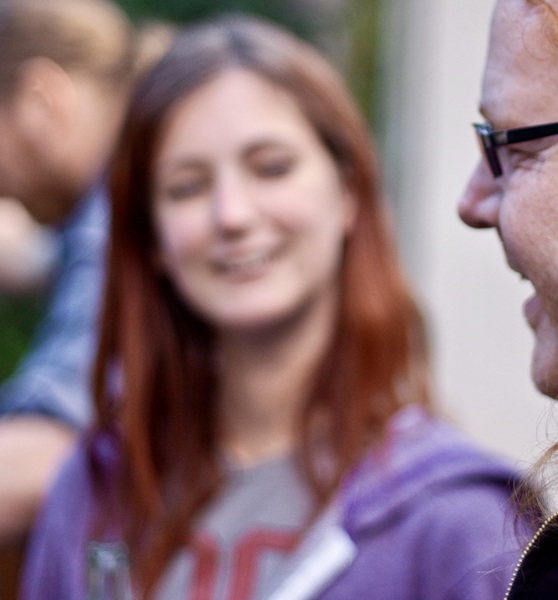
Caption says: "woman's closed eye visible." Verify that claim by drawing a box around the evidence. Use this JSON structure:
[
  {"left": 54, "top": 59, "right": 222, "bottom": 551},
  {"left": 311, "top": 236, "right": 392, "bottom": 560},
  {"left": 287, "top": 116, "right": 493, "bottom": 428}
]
[
  {"left": 161, "top": 174, "right": 210, "bottom": 201},
  {"left": 253, "top": 157, "right": 294, "bottom": 178},
  {"left": 247, "top": 145, "right": 297, "bottom": 179}
]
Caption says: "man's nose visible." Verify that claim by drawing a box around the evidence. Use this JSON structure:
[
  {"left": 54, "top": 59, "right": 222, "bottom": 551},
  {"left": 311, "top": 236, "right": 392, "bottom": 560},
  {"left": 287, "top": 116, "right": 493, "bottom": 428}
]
[{"left": 458, "top": 159, "right": 501, "bottom": 229}]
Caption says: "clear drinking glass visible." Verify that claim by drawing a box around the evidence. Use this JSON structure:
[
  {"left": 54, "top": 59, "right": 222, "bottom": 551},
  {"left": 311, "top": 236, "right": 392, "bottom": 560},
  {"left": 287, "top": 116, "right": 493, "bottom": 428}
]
[{"left": 86, "top": 541, "right": 134, "bottom": 600}]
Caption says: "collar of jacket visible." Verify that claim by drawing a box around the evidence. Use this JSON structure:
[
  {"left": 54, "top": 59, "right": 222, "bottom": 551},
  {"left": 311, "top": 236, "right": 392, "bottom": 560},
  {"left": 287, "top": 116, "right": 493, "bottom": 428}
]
[
  {"left": 268, "top": 404, "right": 519, "bottom": 600},
  {"left": 340, "top": 404, "right": 517, "bottom": 536},
  {"left": 505, "top": 511, "right": 558, "bottom": 599}
]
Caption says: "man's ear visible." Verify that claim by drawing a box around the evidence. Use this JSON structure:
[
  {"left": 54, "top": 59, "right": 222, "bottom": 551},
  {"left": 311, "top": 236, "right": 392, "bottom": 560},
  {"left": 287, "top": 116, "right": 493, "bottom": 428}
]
[{"left": 13, "top": 57, "right": 78, "bottom": 138}]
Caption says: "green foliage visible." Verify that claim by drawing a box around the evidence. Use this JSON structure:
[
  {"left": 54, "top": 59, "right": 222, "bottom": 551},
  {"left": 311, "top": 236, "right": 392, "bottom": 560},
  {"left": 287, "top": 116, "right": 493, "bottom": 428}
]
[
  {"left": 114, "top": 0, "right": 313, "bottom": 38},
  {"left": 0, "top": 296, "right": 45, "bottom": 381},
  {"left": 342, "top": 0, "right": 383, "bottom": 127}
]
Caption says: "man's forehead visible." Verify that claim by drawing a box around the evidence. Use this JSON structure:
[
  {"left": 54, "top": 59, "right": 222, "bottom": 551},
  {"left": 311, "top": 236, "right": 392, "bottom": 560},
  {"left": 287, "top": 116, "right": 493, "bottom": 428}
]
[
  {"left": 480, "top": 0, "right": 558, "bottom": 126},
  {"left": 491, "top": 0, "right": 535, "bottom": 41},
  {"left": 523, "top": 0, "right": 558, "bottom": 12},
  {"left": 492, "top": 0, "right": 558, "bottom": 44}
]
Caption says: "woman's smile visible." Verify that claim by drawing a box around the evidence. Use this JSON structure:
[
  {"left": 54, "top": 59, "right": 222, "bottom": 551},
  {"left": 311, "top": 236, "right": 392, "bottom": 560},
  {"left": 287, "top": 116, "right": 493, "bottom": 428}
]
[
  {"left": 211, "top": 246, "right": 282, "bottom": 281},
  {"left": 153, "top": 67, "right": 355, "bottom": 332}
]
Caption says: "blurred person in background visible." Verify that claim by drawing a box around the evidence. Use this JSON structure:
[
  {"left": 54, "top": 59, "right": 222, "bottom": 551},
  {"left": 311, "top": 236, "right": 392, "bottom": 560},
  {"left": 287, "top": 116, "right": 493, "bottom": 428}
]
[
  {"left": 0, "top": 0, "right": 173, "bottom": 548},
  {"left": 22, "top": 14, "right": 530, "bottom": 599},
  {"left": 459, "top": 0, "right": 558, "bottom": 596},
  {"left": 0, "top": 198, "right": 57, "bottom": 295}
]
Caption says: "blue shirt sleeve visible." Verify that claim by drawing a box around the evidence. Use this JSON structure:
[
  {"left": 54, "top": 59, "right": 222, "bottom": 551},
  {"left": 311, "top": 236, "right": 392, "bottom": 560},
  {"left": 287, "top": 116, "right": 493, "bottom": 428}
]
[{"left": 0, "top": 186, "right": 108, "bottom": 428}]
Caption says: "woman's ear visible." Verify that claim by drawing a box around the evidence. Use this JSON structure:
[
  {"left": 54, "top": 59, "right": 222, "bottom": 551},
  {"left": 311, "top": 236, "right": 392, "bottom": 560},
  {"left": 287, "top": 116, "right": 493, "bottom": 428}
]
[{"left": 14, "top": 57, "right": 78, "bottom": 140}]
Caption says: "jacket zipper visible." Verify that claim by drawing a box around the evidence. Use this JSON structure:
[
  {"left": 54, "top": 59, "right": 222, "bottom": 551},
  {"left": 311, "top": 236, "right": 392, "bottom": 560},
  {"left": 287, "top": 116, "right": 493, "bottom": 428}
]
[{"left": 503, "top": 510, "right": 558, "bottom": 599}]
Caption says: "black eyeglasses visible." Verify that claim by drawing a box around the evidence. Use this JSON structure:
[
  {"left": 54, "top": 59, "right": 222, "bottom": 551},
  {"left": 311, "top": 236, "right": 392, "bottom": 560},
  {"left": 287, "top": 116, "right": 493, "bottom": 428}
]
[{"left": 473, "top": 120, "right": 558, "bottom": 178}]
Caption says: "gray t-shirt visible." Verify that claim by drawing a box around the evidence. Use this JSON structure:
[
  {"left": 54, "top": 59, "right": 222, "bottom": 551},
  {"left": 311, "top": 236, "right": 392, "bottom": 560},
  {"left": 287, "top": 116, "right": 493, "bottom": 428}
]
[{"left": 155, "top": 454, "right": 313, "bottom": 600}]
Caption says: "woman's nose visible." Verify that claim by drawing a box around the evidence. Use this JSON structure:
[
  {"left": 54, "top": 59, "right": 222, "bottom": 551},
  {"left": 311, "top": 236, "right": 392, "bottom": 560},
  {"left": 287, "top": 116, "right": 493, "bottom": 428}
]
[
  {"left": 458, "top": 159, "right": 501, "bottom": 229},
  {"left": 212, "top": 173, "right": 258, "bottom": 234}
]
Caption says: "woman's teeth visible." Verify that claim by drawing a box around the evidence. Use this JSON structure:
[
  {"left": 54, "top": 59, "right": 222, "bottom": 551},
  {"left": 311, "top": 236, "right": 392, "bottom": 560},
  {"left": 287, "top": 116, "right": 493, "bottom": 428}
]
[{"left": 217, "top": 251, "right": 274, "bottom": 275}]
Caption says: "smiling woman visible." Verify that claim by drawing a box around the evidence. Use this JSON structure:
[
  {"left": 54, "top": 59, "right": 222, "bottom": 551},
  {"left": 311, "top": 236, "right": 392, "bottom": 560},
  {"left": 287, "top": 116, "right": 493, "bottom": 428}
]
[
  {"left": 152, "top": 68, "right": 355, "bottom": 333},
  {"left": 21, "top": 13, "right": 531, "bottom": 600}
]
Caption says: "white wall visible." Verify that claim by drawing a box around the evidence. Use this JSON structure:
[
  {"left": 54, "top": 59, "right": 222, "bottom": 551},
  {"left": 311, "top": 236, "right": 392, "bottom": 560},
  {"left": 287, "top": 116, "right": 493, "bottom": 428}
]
[{"left": 380, "top": 0, "right": 553, "bottom": 465}]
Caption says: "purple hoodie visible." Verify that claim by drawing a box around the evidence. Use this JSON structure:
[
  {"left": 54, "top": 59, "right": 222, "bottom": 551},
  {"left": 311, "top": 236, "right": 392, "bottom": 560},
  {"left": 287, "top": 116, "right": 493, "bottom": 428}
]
[{"left": 21, "top": 406, "right": 528, "bottom": 599}]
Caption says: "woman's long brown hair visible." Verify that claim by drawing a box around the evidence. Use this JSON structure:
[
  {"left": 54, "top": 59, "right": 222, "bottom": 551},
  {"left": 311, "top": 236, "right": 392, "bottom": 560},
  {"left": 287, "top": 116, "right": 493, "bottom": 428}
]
[{"left": 91, "top": 13, "right": 432, "bottom": 596}]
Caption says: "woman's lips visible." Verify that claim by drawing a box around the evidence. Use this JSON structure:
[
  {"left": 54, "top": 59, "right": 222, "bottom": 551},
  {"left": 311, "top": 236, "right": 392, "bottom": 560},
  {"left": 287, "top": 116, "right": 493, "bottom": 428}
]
[{"left": 212, "top": 247, "right": 280, "bottom": 280}]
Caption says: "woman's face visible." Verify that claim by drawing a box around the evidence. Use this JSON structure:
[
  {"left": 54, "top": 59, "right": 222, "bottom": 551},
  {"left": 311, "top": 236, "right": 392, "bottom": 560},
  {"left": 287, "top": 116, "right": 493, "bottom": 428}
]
[{"left": 152, "top": 68, "right": 356, "bottom": 335}]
